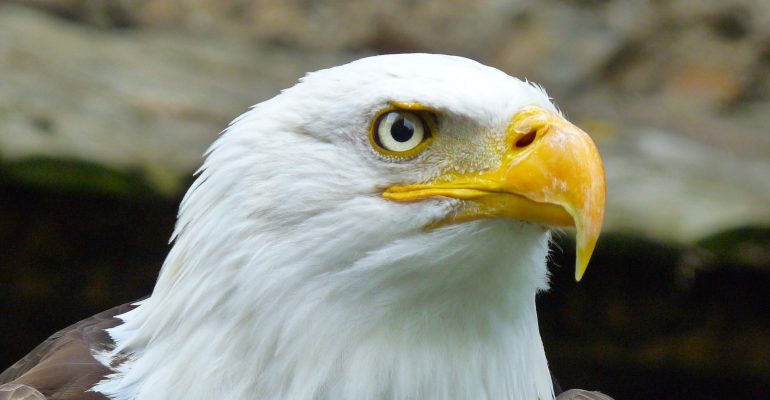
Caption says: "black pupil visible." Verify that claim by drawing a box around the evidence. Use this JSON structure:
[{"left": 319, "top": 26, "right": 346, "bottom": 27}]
[{"left": 391, "top": 117, "right": 415, "bottom": 142}]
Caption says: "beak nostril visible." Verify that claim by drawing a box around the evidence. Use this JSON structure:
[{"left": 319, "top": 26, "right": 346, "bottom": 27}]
[{"left": 515, "top": 130, "right": 537, "bottom": 148}]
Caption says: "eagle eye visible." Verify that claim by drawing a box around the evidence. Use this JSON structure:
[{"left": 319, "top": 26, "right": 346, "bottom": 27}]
[{"left": 370, "top": 109, "right": 435, "bottom": 158}]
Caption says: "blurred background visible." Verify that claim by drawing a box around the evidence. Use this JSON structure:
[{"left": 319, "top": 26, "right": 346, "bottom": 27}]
[{"left": 0, "top": 1, "right": 768, "bottom": 398}]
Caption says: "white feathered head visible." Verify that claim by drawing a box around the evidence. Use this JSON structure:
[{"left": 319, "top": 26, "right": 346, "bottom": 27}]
[{"left": 103, "top": 54, "right": 605, "bottom": 400}]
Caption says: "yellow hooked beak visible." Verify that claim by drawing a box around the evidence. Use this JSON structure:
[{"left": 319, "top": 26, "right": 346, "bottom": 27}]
[{"left": 383, "top": 106, "right": 606, "bottom": 281}]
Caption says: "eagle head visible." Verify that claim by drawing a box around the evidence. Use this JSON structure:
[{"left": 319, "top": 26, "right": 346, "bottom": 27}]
[{"left": 101, "top": 54, "right": 605, "bottom": 400}]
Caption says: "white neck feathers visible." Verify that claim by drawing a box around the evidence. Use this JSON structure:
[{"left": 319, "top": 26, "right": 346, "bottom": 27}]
[{"left": 96, "top": 210, "right": 555, "bottom": 400}]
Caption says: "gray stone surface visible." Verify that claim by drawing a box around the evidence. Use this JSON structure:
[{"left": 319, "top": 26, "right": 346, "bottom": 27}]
[
  {"left": 599, "top": 124, "right": 770, "bottom": 242},
  {"left": 565, "top": 87, "right": 770, "bottom": 241},
  {"left": 0, "top": 5, "right": 361, "bottom": 194}
]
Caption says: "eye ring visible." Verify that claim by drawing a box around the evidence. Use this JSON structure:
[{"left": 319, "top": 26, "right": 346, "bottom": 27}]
[{"left": 370, "top": 108, "right": 435, "bottom": 158}]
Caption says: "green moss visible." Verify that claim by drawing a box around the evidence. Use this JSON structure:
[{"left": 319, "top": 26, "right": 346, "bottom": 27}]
[
  {"left": 697, "top": 227, "right": 770, "bottom": 270},
  {"left": 0, "top": 157, "right": 166, "bottom": 199}
]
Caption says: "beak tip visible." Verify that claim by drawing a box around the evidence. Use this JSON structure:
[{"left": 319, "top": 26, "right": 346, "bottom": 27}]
[
  {"left": 573, "top": 233, "right": 597, "bottom": 283},
  {"left": 574, "top": 263, "right": 587, "bottom": 282}
]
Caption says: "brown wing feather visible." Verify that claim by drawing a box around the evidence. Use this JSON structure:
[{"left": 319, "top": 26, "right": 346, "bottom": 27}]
[
  {"left": 556, "top": 389, "right": 615, "bottom": 400},
  {"left": 0, "top": 384, "right": 46, "bottom": 400},
  {"left": 0, "top": 301, "right": 140, "bottom": 400}
]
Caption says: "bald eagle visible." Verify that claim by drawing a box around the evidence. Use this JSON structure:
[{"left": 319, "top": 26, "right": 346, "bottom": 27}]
[{"left": 1, "top": 54, "right": 608, "bottom": 400}]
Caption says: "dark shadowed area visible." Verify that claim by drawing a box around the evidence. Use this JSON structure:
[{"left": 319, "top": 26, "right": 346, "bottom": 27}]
[{"left": 1, "top": 1, "right": 769, "bottom": 399}]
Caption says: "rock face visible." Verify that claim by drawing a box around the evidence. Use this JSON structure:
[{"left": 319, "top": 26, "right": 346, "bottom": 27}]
[
  {"left": 1, "top": 2, "right": 769, "bottom": 400},
  {"left": 593, "top": 109, "right": 770, "bottom": 242},
  {"left": 0, "top": 5, "right": 360, "bottom": 194}
]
